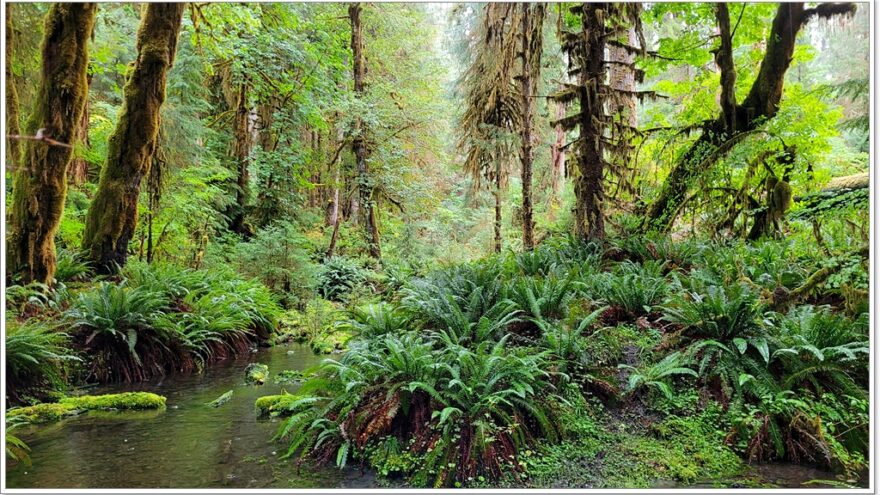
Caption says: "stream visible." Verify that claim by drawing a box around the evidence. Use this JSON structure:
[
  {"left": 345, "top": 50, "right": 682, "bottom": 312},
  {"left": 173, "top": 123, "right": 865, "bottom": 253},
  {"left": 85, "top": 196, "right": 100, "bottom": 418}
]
[
  {"left": 5, "top": 343, "right": 376, "bottom": 489},
  {"left": 5, "top": 343, "right": 853, "bottom": 489}
]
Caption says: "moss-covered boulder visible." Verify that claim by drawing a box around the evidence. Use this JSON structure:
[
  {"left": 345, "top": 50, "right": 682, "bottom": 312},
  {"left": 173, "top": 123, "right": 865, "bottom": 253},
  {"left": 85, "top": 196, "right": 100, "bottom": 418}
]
[
  {"left": 7, "top": 392, "right": 166, "bottom": 424},
  {"left": 245, "top": 363, "right": 269, "bottom": 384},
  {"left": 255, "top": 392, "right": 296, "bottom": 416}
]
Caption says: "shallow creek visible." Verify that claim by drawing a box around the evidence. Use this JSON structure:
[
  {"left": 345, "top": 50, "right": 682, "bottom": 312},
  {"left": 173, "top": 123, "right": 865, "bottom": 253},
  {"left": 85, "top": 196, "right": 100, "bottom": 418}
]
[
  {"left": 6, "top": 343, "right": 375, "bottom": 489},
  {"left": 5, "top": 343, "right": 850, "bottom": 489}
]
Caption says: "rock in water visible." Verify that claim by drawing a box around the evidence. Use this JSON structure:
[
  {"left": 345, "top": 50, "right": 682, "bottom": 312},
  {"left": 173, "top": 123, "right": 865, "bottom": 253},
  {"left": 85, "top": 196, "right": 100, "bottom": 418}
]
[
  {"left": 207, "top": 390, "right": 234, "bottom": 407},
  {"left": 245, "top": 363, "right": 269, "bottom": 385}
]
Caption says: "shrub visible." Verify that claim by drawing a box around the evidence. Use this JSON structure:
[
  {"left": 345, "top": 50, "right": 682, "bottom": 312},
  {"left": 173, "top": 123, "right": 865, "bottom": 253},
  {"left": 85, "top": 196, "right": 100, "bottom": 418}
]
[
  {"left": 6, "top": 319, "right": 79, "bottom": 403},
  {"left": 507, "top": 275, "right": 574, "bottom": 322},
  {"left": 316, "top": 256, "right": 367, "bottom": 301},
  {"left": 770, "top": 305, "right": 868, "bottom": 397},
  {"left": 53, "top": 250, "right": 93, "bottom": 283},
  {"left": 341, "top": 302, "right": 409, "bottom": 339},
  {"left": 65, "top": 282, "right": 179, "bottom": 382},
  {"left": 275, "top": 335, "right": 562, "bottom": 487}
]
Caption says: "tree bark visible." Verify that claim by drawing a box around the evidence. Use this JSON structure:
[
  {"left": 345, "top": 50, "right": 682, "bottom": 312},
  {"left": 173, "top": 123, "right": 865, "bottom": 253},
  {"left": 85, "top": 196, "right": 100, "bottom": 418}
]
[
  {"left": 549, "top": 100, "right": 566, "bottom": 203},
  {"left": 573, "top": 3, "right": 606, "bottom": 242},
  {"left": 228, "top": 82, "right": 251, "bottom": 235},
  {"left": 82, "top": 3, "right": 185, "bottom": 272},
  {"left": 5, "top": 3, "right": 22, "bottom": 173},
  {"left": 644, "top": 2, "right": 855, "bottom": 232},
  {"left": 9, "top": 3, "right": 97, "bottom": 284},
  {"left": 494, "top": 165, "right": 502, "bottom": 253},
  {"left": 518, "top": 4, "right": 543, "bottom": 250},
  {"left": 715, "top": 3, "right": 736, "bottom": 134},
  {"left": 68, "top": 73, "right": 92, "bottom": 185},
  {"left": 349, "top": 3, "right": 380, "bottom": 259}
]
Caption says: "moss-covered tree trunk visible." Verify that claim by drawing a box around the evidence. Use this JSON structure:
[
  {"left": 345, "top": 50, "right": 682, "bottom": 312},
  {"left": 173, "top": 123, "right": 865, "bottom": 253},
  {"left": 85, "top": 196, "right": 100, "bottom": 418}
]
[
  {"left": 8, "top": 3, "right": 97, "bottom": 284},
  {"left": 5, "top": 3, "right": 22, "bottom": 173},
  {"left": 349, "top": 3, "right": 381, "bottom": 259},
  {"left": 643, "top": 2, "right": 855, "bottom": 232},
  {"left": 68, "top": 73, "right": 93, "bottom": 185},
  {"left": 228, "top": 82, "right": 251, "bottom": 235},
  {"left": 573, "top": 3, "right": 607, "bottom": 242},
  {"left": 494, "top": 164, "right": 502, "bottom": 253},
  {"left": 518, "top": 4, "right": 544, "bottom": 250},
  {"left": 82, "top": 3, "right": 185, "bottom": 273}
]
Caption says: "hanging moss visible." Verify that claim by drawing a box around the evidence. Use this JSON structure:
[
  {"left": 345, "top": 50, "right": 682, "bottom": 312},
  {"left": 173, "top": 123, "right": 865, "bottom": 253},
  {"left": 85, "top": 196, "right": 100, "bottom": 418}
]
[
  {"left": 8, "top": 3, "right": 97, "bottom": 284},
  {"left": 81, "top": 3, "right": 185, "bottom": 273}
]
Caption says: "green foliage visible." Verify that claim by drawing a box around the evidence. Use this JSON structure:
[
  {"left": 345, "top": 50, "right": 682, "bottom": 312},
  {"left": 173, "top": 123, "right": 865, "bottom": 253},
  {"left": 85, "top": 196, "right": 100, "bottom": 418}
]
[
  {"left": 5, "top": 319, "right": 78, "bottom": 400},
  {"left": 316, "top": 256, "right": 368, "bottom": 302},
  {"left": 620, "top": 352, "right": 697, "bottom": 399}
]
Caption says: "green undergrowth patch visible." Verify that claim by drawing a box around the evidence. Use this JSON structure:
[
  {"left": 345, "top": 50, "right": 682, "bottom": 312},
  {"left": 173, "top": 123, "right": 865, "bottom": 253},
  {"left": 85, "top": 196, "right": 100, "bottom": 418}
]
[{"left": 519, "top": 410, "right": 743, "bottom": 488}]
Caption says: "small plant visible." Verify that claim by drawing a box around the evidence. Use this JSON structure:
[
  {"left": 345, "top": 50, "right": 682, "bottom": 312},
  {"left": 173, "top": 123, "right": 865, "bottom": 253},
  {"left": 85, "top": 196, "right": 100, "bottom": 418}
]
[
  {"left": 316, "top": 256, "right": 367, "bottom": 301},
  {"left": 53, "top": 250, "right": 93, "bottom": 283},
  {"left": 593, "top": 271, "right": 667, "bottom": 319},
  {"left": 619, "top": 352, "right": 697, "bottom": 399},
  {"left": 507, "top": 275, "right": 574, "bottom": 322},
  {"left": 341, "top": 302, "right": 409, "bottom": 339},
  {"left": 6, "top": 319, "right": 79, "bottom": 403}
]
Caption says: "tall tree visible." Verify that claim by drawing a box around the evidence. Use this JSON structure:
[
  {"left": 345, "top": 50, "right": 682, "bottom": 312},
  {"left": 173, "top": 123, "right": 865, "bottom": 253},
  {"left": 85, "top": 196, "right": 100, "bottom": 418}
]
[
  {"left": 349, "top": 3, "right": 381, "bottom": 259},
  {"left": 518, "top": 4, "right": 545, "bottom": 249},
  {"left": 459, "top": 3, "right": 520, "bottom": 253},
  {"left": 82, "top": 3, "right": 186, "bottom": 272},
  {"left": 5, "top": 3, "right": 22, "bottom": 172},
  {"left": 643, "top": 2, "right": 857, "bottom": 232},
  {"left": 554, "top": 3, "right": 644, "bottom": 242},
  {"left": 8, "top": 3, "right": 97, "bottom": 284}
]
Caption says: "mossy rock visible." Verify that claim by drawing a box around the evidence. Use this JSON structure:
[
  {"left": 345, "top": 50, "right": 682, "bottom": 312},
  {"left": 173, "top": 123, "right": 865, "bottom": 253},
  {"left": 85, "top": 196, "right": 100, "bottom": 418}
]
[
  {"left": 245, "top": 363, "right": 270, "bottom": 384},
  {"left": 255, "top": 391, "right": 296, "bottom": 416},
  {"left": 60, "top": 392, "right": 166, "bottom": 411},
  {"left": 7, "top": 392, "right": 165, "bottom": 424},
  {"left": 206, "top": 390, "right": 233, "bottom": 408}
]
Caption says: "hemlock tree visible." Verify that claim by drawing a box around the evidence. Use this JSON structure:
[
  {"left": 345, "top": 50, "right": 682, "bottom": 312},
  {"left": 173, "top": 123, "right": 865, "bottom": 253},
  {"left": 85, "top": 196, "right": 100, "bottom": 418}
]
[
  {"left": 553, "top": 3, "right": 645, "bottom": 242},
  {"left": 8, "top": 3, "right": 97, "bottom": 284},
  {"left": 82, "top": 2, "right": 186, "bottom": 272}
]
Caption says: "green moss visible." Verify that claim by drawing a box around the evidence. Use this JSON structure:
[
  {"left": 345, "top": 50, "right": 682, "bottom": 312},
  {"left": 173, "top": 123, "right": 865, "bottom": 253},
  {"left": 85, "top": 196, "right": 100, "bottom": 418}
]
[
  {"left": 206, "top": 390, "right": 233, "bottom": 408},
  {"left": 520, "top": 410, "right": 743, "bottom": 489},
  {"left": 245, "top": 363, "right": 270, "bottom": 384},
  {"left": 7, "top": 403, "right": 78, "bottom": 424},
  {"left": 255, "top": 392, "right": 296, "bottom": 416},
  {"left": 59, "top": 392, "right": 167, "bottom": 410}
]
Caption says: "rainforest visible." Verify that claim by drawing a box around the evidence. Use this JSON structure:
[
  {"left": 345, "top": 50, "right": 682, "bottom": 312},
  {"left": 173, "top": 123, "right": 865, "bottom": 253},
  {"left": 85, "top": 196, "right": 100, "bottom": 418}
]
[{"left": 2, "top": 1, "right": 871, "bottom": 490}]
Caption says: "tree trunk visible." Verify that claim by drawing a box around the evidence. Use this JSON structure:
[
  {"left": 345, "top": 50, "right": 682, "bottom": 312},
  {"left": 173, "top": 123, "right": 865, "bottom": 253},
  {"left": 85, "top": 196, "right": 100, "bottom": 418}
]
[
  {"left": 349, "top": 3, "right": 380, "bottom": 259},
  {"left": 715, "top": 3, "right": 736, "bottom": 134},
  {"left": 518, "top": 4, "right": 543, "bottom": 250},
  {"left": 5, "top": 3, "right": 22, "bottom": 173},
  {"left": 82, "top": 3, "right": 185, "bottom": 273},
  {"left": 494, "top": 164, "right": 502, "bottom": 253},
  {"left": 228, "top": 82, "right": 251, "bottom": 236},
  {"left": 9, "top": 3, "right": 97, "bottom": 284},
  {"left": 573, "top": 4, "right": 606, "bottom": 242},
  {"left": 644, "top": 2, "right": 855, "bottom": 232},
  {"left": 549, "top": 100, "right": 566, "bottom": 203},
  {"left": 68, "top": 73, "right": 92, "bottom": 185}
]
